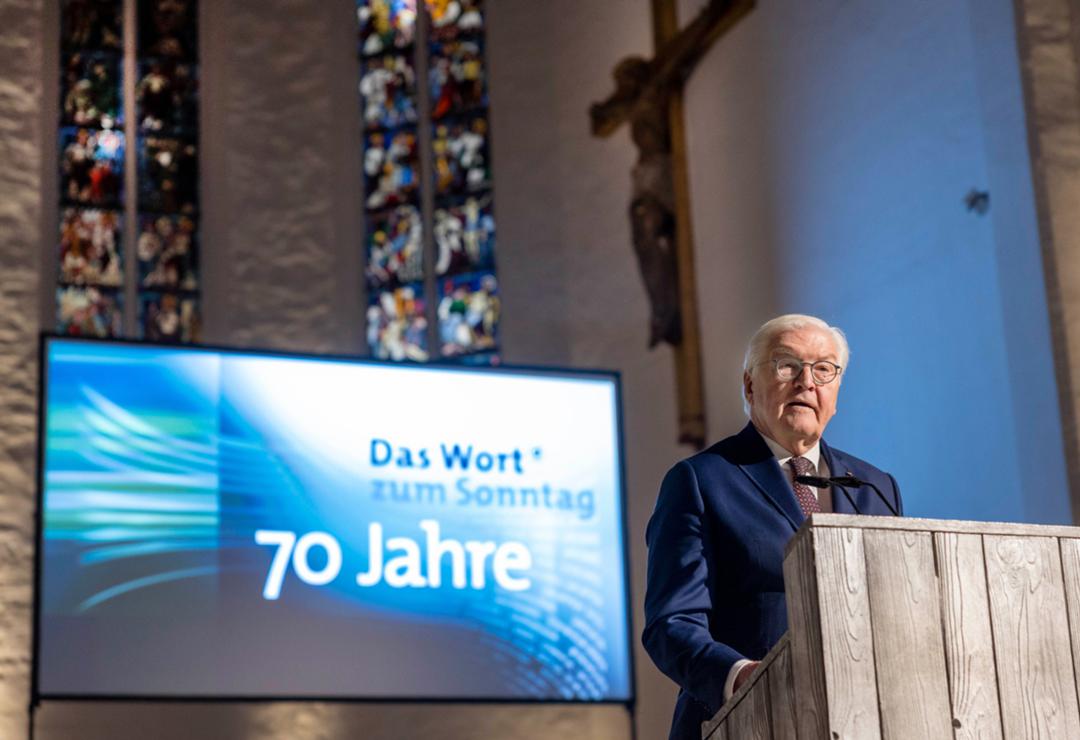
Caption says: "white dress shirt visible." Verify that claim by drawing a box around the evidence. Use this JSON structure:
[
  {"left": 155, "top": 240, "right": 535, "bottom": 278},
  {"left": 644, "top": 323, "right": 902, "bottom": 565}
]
[{"left": 722, "top": 434, "right": 831, "bottom": 701}]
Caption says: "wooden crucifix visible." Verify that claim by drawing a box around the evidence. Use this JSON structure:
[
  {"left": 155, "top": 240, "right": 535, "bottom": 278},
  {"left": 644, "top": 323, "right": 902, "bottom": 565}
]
[{"left": 590, "top": 0, "right": 754, "bottom": 448}]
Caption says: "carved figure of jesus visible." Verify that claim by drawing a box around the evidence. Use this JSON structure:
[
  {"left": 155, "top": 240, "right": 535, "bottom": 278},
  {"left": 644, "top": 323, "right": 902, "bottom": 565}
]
[{"left": 590, "top": 0, "right": 749, "bottom": 348}]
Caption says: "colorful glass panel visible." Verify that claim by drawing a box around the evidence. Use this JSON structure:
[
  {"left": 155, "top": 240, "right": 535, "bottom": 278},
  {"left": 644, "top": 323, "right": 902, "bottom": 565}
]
[
  {"left": 366, "top": 204, "right": 424, "bottom": 288},
  {"left": 437, "top": 271, "right": 498, "bottom": 357},
  {"left": 61, "top": 0, "right": 122, "bottom": 52},
  {"left": 60, "top": 127, "right": 125, "bottom": 207},
  {"left": 59, "top": 207, "right": 123, "bottom": 287},
  {"left": 138, "top": 0, "right": 199, "bottom": 60},
  {"left": 364, "top": 128, "right": 420, "bottom": 210},
  {"left": 360, "top": 54, "right": 418, "bottom": 130},
  {"left": 138, "top": 291, "right": 200, "bottom": 342},
  {"left": 136, "top": 60, "right": 199, "bottom": 134},
  {"left": 56, "top": 285, "right": 123, "bottom": 337},
  {"left": 425, "top": 0, "right": 484, "bottom": 41},
  {"left": 61, "top": 52, "right": 122, "bottom": 129},
  {"left": 137, "top": 213, "right": 199, "bottom": 291},
  {"left": 428, "top": 38, "right": 486, "bottom": 119},
  {"left": 358, "top": 0, "right": 417, "bottom": 56},
  {"left": 434, "top": 193, "right": 494, "bottom": 276},
  {"left": 138, "top": 136, "right": 198, "bottom": 214},
  {"left": 367, "top": 284, "right": 429, "bottom": 361},
  {"left": 432, "top": 114, "right": 490, "bottom": 197}
]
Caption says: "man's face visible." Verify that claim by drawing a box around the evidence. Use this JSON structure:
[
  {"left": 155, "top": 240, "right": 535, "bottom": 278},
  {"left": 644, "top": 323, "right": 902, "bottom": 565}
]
[{"left": 744, "top": 327, "right": 842, "bottom": 454}]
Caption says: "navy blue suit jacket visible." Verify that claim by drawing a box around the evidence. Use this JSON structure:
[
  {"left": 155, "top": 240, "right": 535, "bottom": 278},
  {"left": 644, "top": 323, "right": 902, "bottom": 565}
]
[{"left": 643, "top": 423, "right": 902, "bottom": 740}]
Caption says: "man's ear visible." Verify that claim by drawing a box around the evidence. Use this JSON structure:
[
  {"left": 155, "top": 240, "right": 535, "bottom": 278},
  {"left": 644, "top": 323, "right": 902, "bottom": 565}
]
[{"left": 743, "top": 371, "right": 753, "bottom": 405}]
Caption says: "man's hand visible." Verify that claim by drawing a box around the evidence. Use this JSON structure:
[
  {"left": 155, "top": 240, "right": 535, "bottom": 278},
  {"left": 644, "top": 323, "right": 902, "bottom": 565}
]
[{"left": 732, "top": 660, "right": 760, "bottom": 693}]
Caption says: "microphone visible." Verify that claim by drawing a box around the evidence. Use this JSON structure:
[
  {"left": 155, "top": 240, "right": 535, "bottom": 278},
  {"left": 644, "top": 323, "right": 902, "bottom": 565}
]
[
  {"left": 794, "top": 475, "right": 862, "bottom": 515},
  {"left": 834, "top": 473, "right": 900, "bottom": 517},
  {"left": 795, "top": 473, "right": 900, "bottom": 517},
  {"left": 794, "top": 474, "right": 830, "bottom": 489}
]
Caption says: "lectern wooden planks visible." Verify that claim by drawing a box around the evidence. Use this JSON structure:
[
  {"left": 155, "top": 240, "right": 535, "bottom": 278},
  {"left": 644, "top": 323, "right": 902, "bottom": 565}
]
[
  {"left": 984, "top": 535, "right": 1080, "bottom": 738},
  {"left": 863, "top": 529, "right": 952, "bottom": 739},
  {"left": 702, "top": 515, "right": 1080, "bottom": 739},
  {"left": 727, "top": 677, "right": 770, "bottom": 740},
  {"left": 766, "top": 646, "right": 797, "bottom": 739},
  {"left": 1059, "top": 539, "right": 1080, "bottom": 728},
  {"left": 806, "top": 527, "right": 879, "bottom": 738},
  {"left": 781, "top": 532, "right": 828, "bottom": 739},
  {"left": 934, "top": 532, "right": 1002, "bottom": 739}
]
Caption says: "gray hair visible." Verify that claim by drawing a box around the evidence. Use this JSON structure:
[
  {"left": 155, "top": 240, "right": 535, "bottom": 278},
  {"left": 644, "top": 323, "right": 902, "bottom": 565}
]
[{"left": 741, "top": 314, "right": 850, "bottom": 414}]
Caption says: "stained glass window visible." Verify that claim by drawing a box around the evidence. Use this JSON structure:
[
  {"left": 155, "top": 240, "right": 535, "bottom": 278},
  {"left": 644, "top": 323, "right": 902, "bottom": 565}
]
[
  {"left": 427, "top": 0, "right": 498, "bottom": 361},
  {"left": 58, "top": 0, "right": 124, "bottom": 337},
  {"left": 356, "top": 0, "right": 499, "bottom": 363},
  {"left": 56, "top": 0, "right": 200, "bottom": 342},
  {"left": 358, "top": 0, "right": 427, "bottom": 361},
  {"left": 135, "top": 0, "right": 200, "bottom": 342}
]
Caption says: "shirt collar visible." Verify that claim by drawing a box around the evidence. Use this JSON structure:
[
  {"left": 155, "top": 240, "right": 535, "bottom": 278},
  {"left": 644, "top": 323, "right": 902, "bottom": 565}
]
[{"left": 758, "top": 431, "right": 822, "bottom": 473}]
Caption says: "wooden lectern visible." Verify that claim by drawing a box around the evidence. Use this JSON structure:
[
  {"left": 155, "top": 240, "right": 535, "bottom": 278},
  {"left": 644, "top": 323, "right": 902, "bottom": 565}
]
[{"left": 702, "top": 514, "right": 1080, "bottom": 739}]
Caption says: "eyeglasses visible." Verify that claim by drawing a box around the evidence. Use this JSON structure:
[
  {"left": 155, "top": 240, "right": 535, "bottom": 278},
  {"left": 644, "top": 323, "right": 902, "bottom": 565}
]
[{"left": 770, "top": 355, "right": 842, "bottom": 385}]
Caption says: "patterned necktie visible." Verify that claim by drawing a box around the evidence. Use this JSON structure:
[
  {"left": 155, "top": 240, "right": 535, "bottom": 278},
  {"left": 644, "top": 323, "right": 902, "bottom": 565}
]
[{"left": 789, "top": 456, "right": 821, "bottom": 516}]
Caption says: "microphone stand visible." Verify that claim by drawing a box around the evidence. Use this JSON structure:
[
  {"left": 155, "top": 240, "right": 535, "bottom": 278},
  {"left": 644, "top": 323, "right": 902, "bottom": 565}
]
[
  {"left": 795, "top": 474, "right": 862, "bottom": 515},
  {"left": 795, "top": 474, "right": 900, "bottom": 517},
  {"left": 830, "top": 474, "right": 900, "bottom": 517}
]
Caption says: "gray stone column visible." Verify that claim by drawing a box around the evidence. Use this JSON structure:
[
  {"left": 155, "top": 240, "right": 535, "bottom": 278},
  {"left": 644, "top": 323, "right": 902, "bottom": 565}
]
[
  {"left": 1013, "top": 0, "right": 1080, "bottom": 521},
  {"left": 0, "top": 0, "right": 44, "bottom": 737}
]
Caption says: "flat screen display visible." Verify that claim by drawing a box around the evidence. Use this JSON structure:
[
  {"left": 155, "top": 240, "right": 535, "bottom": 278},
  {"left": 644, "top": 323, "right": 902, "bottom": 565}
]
[{"left": 35, "top": 337, "right": 632, "bottom": 702}]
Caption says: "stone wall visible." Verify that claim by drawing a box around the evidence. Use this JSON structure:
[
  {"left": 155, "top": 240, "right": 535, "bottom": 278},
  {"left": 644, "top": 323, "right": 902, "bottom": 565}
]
[{"left": 0, "top": 0, "right": 43, "bottom": 737}]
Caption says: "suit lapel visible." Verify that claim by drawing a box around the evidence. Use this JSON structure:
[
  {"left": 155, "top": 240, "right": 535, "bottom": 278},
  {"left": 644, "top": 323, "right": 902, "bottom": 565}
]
[{"left": 733, "top": 423, "right": 803, "bottom": 532}]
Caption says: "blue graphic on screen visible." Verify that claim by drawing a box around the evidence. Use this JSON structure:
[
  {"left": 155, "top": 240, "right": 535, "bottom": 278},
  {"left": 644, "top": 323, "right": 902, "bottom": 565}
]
[{"left": 37, "top": 339, "right": 631, "bottom": 701}]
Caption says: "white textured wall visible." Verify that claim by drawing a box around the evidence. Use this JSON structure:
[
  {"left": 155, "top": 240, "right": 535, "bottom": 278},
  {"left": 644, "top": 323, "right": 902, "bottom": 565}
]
[
  {"left": 0, "top": 1, "right": 43, "bottom": 738},
  {"left": 199, "top": 0, "right": 365, "bottom": 354}
]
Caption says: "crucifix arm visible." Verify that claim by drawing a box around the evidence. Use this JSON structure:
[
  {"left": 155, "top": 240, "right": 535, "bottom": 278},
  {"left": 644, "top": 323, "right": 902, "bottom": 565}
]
[
  {"left": 590, "top": 98, "right": 632, "bottom": 137},
  {"left": 589, "top": 0, "right": 755, "bottom": 137},
  {"left": 653, "top": 0, "right": 754, "bottom": 88}
]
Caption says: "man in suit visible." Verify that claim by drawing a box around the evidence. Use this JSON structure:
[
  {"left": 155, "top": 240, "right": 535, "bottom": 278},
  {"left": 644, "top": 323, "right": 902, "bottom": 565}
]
[{"left": 643, "top": 314, "right": 903, "bottom": 740}]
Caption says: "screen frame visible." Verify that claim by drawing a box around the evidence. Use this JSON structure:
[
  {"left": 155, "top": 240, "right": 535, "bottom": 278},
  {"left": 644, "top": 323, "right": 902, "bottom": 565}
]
[{"left": 31, "top": 333, "right": 636, "bottom": 708}]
